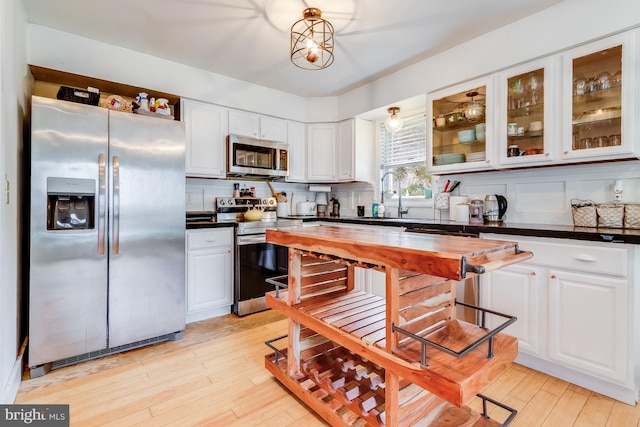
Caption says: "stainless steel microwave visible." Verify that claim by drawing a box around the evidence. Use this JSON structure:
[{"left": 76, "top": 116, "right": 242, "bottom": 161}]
[{"left": 227, "top": 134, "right": 289, "bottom": 178}]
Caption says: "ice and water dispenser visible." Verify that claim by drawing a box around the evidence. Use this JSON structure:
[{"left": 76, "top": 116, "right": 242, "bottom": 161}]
[{"left": 46, "top": 177, "right": 95, "bottom": 230}]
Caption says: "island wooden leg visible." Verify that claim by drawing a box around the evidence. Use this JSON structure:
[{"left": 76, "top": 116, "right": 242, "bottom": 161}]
[
  {"left": 385, "top": 267, "right": 401, "bottom": 426},
  {"left": 288, "top": 248, "right": 303, "bottom": 379}
]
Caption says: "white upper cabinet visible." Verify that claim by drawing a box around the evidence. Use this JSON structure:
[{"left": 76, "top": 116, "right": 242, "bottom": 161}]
[
  {"left": 181, "top": 99, "right": 228, "bottom": 178},
  {"left": 286, "top": 120, "right": 306, "bottom": 182},
  {"left": 228, "top": 109, "right": 287, "bottom": 141},
  {"left": 561, "top": 30, "right": 638, "bottom": 162},
  {"left": 306, "top": 118, "right": 375, "bottom": 183},
  {"left": 348, "top": 118, "right": 375, "bottom": 183},
  {"left": 427, "top": 76, "right": 496, "bottom": 174},
  {"left": 496, "top": 56, "right": 558, "bottom": 167},
  {"left": 306, "top": 123, "right": 336, "bottom": 182},
  {"left": 336, "top": 120, "right": 355, "bottom": 181}
]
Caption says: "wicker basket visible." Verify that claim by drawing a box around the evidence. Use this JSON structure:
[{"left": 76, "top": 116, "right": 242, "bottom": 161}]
[
  {"left": 56, "top": 86, "right": 100, "bottom": 106},
  {"left": 571, "top": 199, "right": 597, "bottom": 227},
  {"left": 624, "top": 204, "right": 640, "bottom": 228},
  {"left": 596, "top": 203, "right": 624, "bottom": 228}
]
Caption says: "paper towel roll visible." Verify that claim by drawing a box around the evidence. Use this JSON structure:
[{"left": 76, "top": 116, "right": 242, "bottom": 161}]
[
  {"left": 455, "top": 203, "right": 470, "bottom": 223},
  {"left": 449, "top": 196, "right": 469, "bottom": 221}
]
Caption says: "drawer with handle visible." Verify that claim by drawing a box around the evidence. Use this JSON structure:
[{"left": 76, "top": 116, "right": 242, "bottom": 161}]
[
  {"left": 187, "top": 228, "right": 233, "bottom": 250},
  {"left": 481, "top": 234, "right": 628, "bottom": 277}
]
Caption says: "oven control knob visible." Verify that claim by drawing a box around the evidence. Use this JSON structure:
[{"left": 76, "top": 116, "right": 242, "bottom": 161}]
[
  {"left": 261, "top": 198, "right": 268, "bottom": 206},
  {"left": 268, "top": 199, "right": 276, "bottom": 206},
  {"left": 227, "top": 198, "right": 235, "bottom": 206},
  {"left": 218, "top": 199, "right": 226, "bottom": 206}
]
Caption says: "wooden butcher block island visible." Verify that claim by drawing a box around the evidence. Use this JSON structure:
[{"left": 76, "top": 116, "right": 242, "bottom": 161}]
[{"left": 264, "top": 225, "right": 532, "bottom": 427}]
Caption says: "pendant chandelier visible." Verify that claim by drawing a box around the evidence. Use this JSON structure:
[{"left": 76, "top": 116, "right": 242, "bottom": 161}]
[
  {"left": 290, "top": 7, "right": 334, "bottom": 70},
  {"left": 463, "top": 91, "right": 484, "bottom": 121},
  {"left": 384, "top": 107, "right": 404, "bottom": 132}
]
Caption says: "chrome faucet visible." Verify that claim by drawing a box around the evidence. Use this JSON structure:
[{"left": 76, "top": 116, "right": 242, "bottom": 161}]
[{"left": 381, "top": 171, "right": 409, "bottom": 218}]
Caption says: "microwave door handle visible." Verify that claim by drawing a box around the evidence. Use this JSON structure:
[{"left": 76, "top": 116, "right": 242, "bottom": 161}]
[
  {"left": 112, "top": 156, "right": 120, "bottom": 255},
  {"left": 97, "top": 153, "right": 106, "bottom": 255}
]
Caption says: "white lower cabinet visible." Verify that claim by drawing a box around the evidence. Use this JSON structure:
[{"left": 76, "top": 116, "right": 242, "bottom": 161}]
[
  {"left": 481, "top": 263, "right": 545, "bottom": 357},
  {"left": 186, "top": 228, "right": 234, "bottom": 323},
  {"left": 547, "top": 268, "right": 627, "bottom": 382},
  {"left": 480, "top": 233, "right": 638, "bottom": 404}
]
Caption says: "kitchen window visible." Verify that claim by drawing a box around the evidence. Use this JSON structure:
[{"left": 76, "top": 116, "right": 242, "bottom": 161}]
[{"left": 379, "top": 113, "right": 430, "bottom": 197}]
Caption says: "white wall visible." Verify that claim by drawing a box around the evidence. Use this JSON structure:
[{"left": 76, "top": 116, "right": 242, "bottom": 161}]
[
  {"left": 340, "top": 0, "right": 640, "bottom": 119},
  {"left": 1, "top": 0, "right": 30, "bottom": 404},
  {"left": 26, "top": 1, "right": 640, "bottom": 123},
  {"left": 26, "top": 25, "right": 310, "bottom": 123}
]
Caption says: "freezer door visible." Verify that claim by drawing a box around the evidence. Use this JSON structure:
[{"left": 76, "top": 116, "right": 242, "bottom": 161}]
[
  {"left": 107, "top": 110, "right": 186, "bottom": 347},
  {"left": 29, "top": 96, "right": 109, "bottom": 367}
]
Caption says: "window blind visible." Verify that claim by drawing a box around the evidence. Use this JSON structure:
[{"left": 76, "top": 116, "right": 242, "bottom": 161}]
[{"left": 380, "top": 113, "right": 427, "bottom": 168}]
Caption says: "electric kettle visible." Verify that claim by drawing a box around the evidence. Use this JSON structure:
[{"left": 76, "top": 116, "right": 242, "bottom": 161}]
[{"left": 483, "top": 194, "right": 508, "bottom": 222}]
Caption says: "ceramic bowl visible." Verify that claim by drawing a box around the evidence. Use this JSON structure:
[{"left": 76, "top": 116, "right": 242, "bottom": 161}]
[
  {"left": 434, "top": 153, "right": 465, "bottom": 165},
  {"left": 529, "top": 121, "right": 543, "bottom": 131},
  {"left": 457, "top": 129, "right": 476, "bottom": 143}
]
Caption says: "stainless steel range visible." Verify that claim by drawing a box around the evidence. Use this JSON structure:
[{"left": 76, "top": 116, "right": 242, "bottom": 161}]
[{"left": 217, "top": 197, "right": 302, "bottom": 316}]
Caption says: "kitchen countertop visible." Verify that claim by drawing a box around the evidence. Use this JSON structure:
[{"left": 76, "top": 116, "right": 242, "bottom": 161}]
[{"left": 187, "top": 215, "right": 640, "bottom": 245}]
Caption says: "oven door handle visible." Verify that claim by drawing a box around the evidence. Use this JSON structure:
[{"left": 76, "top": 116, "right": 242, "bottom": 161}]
[{"left": 237, "top": 234, "right": 267, "bottom": 245}]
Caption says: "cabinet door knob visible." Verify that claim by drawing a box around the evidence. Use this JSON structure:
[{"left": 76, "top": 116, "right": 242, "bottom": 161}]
[
  {"left": 550, "top": 274, "right": 556, "bottom": 279},
  {"left": 530, "top": 271, "right": 536, "bottom": 276}
]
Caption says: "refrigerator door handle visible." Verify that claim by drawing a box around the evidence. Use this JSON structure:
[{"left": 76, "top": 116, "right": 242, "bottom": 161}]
[
  {"left": 98, "top": 153, "right": 106, "bottom": 255},
  {"left": 112, "top": 155, "right": 120, "bottom": 255}
]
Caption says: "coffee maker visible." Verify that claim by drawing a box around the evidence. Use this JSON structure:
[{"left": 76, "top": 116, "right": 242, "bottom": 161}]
[{"left": 483, "top": 194, "right": 508, "bottom": 222}]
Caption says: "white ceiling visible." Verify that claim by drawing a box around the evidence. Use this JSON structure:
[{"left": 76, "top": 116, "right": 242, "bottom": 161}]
[{"left": 22, "top": 0, "right": 565, "bottom": 98}]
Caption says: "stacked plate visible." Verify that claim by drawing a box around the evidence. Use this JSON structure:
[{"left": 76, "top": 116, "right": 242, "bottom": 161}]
[
  {"left": 434, "top": 153, "right": 465, "bottom": 165},
  {"left": 466, "top": 151, "right": 486, "bottom": 162}
]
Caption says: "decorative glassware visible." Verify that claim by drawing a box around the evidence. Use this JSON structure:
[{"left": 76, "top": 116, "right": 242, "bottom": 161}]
[
  {"left": 510, "top": 79, "right": 525, "bottom": 109},
  {"left": 526, "top": 74, "right": 541, "bottom": 105}
]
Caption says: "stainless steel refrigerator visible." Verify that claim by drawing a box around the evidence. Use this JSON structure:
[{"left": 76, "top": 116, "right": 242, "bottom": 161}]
[{"left": 28, "top": 96, "right": 185, "bottom": 376}]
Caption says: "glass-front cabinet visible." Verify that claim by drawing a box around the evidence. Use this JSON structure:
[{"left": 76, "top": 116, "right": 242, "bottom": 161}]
[
  {"left": 497, "top": 57, "right": 556, "bottom": 166},
  {"left": 427, "top": 77, "right": 495, "bottom": 173},
  {"left": 561, "top": 31, "right": 637, "bottom": 161}
]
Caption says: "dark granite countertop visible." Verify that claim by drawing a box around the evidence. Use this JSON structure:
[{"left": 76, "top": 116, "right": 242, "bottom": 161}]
[
  {"left": 287, "top": 216, "right": 640, "bottom": 245},
  {"left": 186, "top": 215, "right": 640, "bottom": 244}
]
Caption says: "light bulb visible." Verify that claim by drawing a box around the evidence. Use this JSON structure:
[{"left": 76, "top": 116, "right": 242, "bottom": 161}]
[
  {"left": 306, "top": 50, "right": 319, "bottom": 63},
  {"left": 384, "top": 107, "right": 403, "bottom": 132}
]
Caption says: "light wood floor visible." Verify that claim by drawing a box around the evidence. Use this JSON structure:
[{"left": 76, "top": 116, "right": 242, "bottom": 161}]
[{"left": 15, "top": 311, "right": 640, "bottom": 426}]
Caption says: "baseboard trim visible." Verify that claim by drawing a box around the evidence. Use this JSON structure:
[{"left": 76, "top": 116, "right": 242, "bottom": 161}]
[
  {"left": 1, "top": 337, "right": 26, "bottom": 404},
  {"left": 516, "top": 352, "right": 639, "bottom": 406}
]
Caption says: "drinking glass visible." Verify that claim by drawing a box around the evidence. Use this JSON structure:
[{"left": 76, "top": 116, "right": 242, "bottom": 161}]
[
  {"left": 510, "top": 79, "right": 525, "bottom": 109},
  {"left": 526, "top": 74, "right": 541, "bottom": 105}
]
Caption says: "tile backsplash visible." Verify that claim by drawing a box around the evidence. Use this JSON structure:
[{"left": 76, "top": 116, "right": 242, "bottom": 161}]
[
  {"left": 185, "top": 178, "right": 374, "bottom": 216},
  {"left": 441, "top": 160, "right": 640, "bottom": 225},
  {"left": 186, "top": 160, "right": 640, "bottom": 225}
]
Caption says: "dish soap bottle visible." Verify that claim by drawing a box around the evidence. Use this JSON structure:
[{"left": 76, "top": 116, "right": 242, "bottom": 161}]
[{"left": 377, "top": 201, "right": 385, "bottom": 218}]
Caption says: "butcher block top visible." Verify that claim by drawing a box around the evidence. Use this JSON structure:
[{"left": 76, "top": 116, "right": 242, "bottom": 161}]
[{"left": 266, "top": 225, "right": 532, "bottom": 281}]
